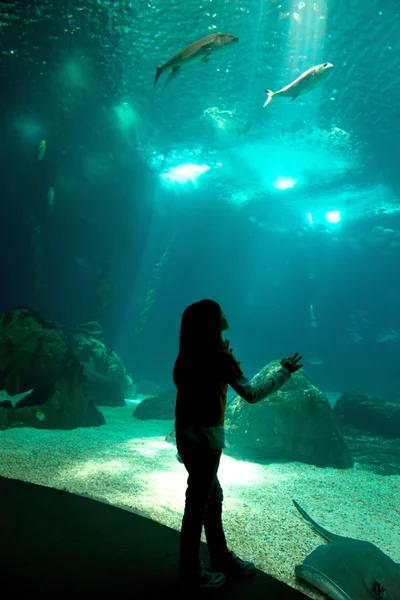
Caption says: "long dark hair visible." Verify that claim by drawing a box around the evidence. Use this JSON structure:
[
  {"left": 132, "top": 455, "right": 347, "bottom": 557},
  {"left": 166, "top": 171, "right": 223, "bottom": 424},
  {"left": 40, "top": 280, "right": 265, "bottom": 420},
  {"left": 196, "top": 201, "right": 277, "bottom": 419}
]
[
  {"left": 173, "top": 299, "right": 224, "bottom": 385},
  {"left": 179, "top": 299, "right": 224, "bottom": 354}
]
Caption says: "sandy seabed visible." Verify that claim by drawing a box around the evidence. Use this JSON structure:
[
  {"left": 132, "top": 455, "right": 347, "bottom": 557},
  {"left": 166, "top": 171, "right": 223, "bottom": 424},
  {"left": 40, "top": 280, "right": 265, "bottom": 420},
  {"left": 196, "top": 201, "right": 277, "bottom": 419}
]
[{"left": 0, "top": 403, "right": 399, "bottom": 600}]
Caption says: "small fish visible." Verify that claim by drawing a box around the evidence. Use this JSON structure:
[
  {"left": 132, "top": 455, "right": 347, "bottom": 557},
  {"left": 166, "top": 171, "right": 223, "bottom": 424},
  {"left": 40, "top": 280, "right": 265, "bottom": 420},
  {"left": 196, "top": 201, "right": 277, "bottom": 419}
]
[
  {"left": 307, "top": 356, "right": 324, "bottom": 366},
  {"left": 35, "top": 411, "right": 45, "bottom": 421},
  {"left": 0, "top": 388, "right": 34, "bottom": 407},
  {"left": 37, "top": 139, "right": 46, "bottom": 160},
  {"left": 377, "top": 328, "right": 399, "bottom": 343},
  {"left": 154, "top": 32, "right": 239, "bottom": 87},
  {"left": 237, "top": 119, "right": 252, "bottom": 139},
  {"left": 263, "top": 63, "right": 333, "bottom": 107},
  {"left": 79, "top": 321, "right": 103, "bottom": 335},
  {"left": 48, "top": 186, "right": 55, "bottom": 212}
]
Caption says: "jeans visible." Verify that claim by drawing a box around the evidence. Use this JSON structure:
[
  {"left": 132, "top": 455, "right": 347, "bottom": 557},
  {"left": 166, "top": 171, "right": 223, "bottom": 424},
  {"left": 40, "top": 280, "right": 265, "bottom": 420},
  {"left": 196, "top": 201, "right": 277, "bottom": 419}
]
[{"left": 176, "top": 433, "right": 229, "bottom": 581}]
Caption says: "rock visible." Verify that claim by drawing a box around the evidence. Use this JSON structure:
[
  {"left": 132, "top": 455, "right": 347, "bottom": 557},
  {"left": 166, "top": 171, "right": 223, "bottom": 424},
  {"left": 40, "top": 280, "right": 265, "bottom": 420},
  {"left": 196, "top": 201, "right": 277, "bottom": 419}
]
[
  {"left": 133, "top": 391, "right": 176, "bottom": 420},
  {"left": 224, "top": 361, "right": 353, "bottom": 469},
  {"left": 343, "top": 431, "right": 400, "bottom": 476},
  {"left": 65, "top": 332, "right": 135, "bottom": 406},
  {"left": 333, "top": 391, "right": 400, "bottom": 438},
  {"left": 0, "top": 306, "right": 105, "bottom": 429},
  {"left": 0, "top": 407, "right": 9, "bottom": 430}
]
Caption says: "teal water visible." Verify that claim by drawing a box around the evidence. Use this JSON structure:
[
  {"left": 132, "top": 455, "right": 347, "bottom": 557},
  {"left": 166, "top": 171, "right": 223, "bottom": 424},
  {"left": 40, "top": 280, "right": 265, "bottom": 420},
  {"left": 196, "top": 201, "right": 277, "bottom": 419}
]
[{"left": 0, "top": 2, "right": 399, "bottom": 598}]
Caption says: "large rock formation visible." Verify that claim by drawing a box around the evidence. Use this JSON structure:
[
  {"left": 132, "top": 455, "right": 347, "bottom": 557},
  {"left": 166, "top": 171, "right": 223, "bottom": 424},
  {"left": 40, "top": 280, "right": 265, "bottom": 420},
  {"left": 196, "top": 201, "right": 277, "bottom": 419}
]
[
  {"left": 65, "top": 332, "right": 136, "bottom": 407},
  {"left": 224, "top": 361, "right": 353, "bottom": 468},
  {"left": 0, "top": 307, "right": 105, "bottom": 429},
  {"left": 333, "top": 391, "right": 400, "bottom": 438}
]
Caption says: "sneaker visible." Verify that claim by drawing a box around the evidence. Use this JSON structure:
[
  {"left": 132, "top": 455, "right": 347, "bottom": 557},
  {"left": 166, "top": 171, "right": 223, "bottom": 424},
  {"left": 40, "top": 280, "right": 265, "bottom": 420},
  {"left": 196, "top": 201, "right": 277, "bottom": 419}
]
[
  {"left": 177, "top": 567, "right": 226, "bottom": 591},
  {"left": 210, "top": 551, "right": 257, "bottom": 578},
  {"left": 198, "top": 567, "right": 226, "bottom": 589}
]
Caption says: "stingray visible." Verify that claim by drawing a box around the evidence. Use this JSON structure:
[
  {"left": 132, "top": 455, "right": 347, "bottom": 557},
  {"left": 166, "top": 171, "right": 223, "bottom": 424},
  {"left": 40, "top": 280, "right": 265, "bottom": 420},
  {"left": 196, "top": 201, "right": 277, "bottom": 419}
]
[{"left": 293, "top": 499, "right": 400, "bottom": 600}]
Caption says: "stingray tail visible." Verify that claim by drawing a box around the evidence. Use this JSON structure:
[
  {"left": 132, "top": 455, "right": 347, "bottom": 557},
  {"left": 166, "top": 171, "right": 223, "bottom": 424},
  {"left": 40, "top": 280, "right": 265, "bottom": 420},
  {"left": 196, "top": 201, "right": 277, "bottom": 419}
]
[
  {"left": 263, "top": 89, "right": 274, "bottom": 108},
  {"left": 293, "top": 500, "right": 336, "bottom": 543}
]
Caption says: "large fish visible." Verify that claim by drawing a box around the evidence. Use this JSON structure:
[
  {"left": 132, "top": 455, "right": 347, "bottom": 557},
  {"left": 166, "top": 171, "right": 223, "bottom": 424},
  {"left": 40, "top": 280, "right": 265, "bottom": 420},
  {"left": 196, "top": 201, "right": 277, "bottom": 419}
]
[
  {"left": 154, "top": 33, "right": 239, "bottom": 87},
  {"left": 263, "top": 62, "right": 333, "bottom": 107},
  {"left": 293, "top": 499, "right": 400, "bottom": 600}
]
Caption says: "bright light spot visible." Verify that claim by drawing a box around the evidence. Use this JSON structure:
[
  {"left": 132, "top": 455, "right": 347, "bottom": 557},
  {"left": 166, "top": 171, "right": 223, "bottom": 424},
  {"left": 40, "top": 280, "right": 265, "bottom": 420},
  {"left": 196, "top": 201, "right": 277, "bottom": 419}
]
[
  {"left": 113, "top": 102, "right": 137, "bottom": 132},
  {"left": 307, "top": 212, "right": 313, "bottom": 225},
  {"left": 325, "top": 210, "right": 341, "bottom": 224},
  {"left": 272, "top": 176, "right": 298, "bottom": 190},
  {"left": 293, "top": 11, "right": 301, "bottom": 21},
  {"left": 202, "top": 106, "right": 235, "bottom": 131},
  {"left": 219, "top": 456, "right": 261, "bottom": 485},
  {"left": 231, "top": 192, "right": 249, "bottom": 205},
  {"left": 161, "top": 163, "right": 210, "bottom": 185}
]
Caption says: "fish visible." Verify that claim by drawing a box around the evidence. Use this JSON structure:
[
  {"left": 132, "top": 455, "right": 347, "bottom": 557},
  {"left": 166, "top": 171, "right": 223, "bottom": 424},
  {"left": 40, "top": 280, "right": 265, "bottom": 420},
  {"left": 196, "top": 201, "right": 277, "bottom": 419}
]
[
  {"left": 307, "top": 356, "right": 323, "bottom": 366},
  {"left": 0, "top": 389, "right": 34, "bottom": 407},
  {"left": 154, "top": 32, "right": 239, "bottom": 87},
  {"left": 377, "top": 328, "right": 399, "bottom": 343},
  {"left": 37, "top": 139, "right": 46, "bottom": 160},
  {"left": 263, "top": 63, "right": 333, "bottom": 107},
  {"left": 237, "top": 119, "right": 253, "bottom": 139},
  {"left": 293, "top": 499, "right": 400, "bottom": 600},
  {"left": 79, "top": 321, "right": 103, "bottom": 335},
  {"left": 47, "top": 186, "right": 55, "bottom": 212}
]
